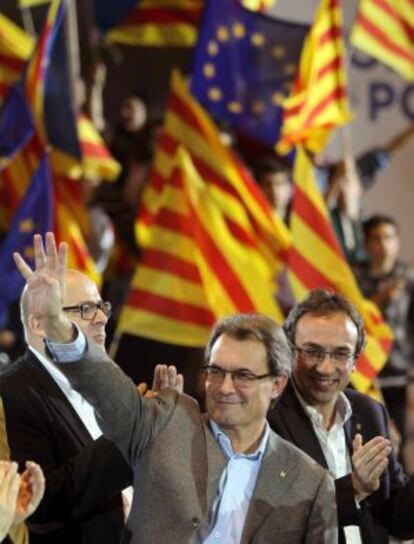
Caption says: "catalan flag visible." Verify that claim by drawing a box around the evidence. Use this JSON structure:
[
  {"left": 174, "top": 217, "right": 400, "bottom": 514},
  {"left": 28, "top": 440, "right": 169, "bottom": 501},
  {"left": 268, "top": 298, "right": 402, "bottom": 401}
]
[
  {"left": 78, "top": 114, "right": 121, "bottom": 182},
  {"left": 350, "top": 0, "right": 414, "bottom": 82},
  {"left": 191, "top": 0, "right": 308, "bottom": 151},
  {"left": 239, "top": 0, "right": 278, "bottom": 11},
  {"left": 288, "top": 146, "right": 393, "bottom": 392},
  {"left": 277, "top": 0, "right": 351, "bottom": 155},
  {"left": 54, "top": 177, "right": 101, "bottom": 287},
  {"left": 105, "top": 0, "right": 204, "bottom": 46},
  {"left": 115, "top": 70, "right": 290, "bottom": 347},
  {"left": 0, "top": 14, "right": 34, "bottom": 106}
]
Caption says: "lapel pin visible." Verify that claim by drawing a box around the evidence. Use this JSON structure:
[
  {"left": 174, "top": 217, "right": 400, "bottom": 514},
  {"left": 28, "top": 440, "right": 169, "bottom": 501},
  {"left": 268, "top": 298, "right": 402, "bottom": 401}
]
[
  {"left": 279, "top": 470, "right": 286, "bottom": 479},
  {"left": 356, "top": 423, "right": 362, "bottom": 433}
]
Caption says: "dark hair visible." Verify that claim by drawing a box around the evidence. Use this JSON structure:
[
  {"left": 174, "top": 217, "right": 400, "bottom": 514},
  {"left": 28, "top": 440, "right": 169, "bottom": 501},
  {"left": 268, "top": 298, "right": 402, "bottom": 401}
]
[
  {"left": 284, "top": 288, "right": 366, "bottom": 357},
  {"left": 253, "top": 157, "right": 291, "bottom": 182},
  {"left": 363, "top": 214, "right": 399, "bottom": 239},
  {"left": 205, "top": 313, "right": 291, "bottom": 377}
]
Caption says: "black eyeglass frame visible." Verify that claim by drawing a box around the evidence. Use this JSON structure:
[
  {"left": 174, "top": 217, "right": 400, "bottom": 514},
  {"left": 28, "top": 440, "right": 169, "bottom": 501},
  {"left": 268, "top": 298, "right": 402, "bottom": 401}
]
[
  {"left": 62, "top": 300, "right": 112, "bottom": 321},
  {"left": 202, "top": 364, "right": 275, "bottom": 386},
  {"left": 292, "top": 344, "right": 357, "bottom": 366}
]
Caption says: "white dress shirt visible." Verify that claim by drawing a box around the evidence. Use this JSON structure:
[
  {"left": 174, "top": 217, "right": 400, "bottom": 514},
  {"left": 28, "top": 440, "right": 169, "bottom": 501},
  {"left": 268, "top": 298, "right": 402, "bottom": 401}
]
[{"left": 293, "top": 383, "right": 362, "bottom": 544}]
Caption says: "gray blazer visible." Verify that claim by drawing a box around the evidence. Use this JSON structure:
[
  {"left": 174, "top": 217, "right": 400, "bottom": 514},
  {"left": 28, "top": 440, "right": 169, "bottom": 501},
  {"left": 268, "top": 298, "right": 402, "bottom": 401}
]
[{"left": 60, "top": 343, "right": 338, "bottom": 544}]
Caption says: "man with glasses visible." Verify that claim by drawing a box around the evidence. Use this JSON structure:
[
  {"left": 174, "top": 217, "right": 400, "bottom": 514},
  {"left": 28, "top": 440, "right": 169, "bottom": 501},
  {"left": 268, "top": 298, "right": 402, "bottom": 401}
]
[
  {"left": 0, "top": 267, "right": 157, "bottom": 544},
  {"left": 268, "top": 288, "right": 414, "bottom": 544},
  {"left": 12, "top": 232, "right": 338, "bottom": 544}
]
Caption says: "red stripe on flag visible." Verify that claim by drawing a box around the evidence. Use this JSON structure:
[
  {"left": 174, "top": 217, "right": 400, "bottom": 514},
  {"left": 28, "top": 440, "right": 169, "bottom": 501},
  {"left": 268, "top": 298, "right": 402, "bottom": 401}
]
[
  {"left": 156, "top": 207, "right": 193, "bottom": 237},
  {"left": 122, "top": 7, "right": 202, "bottom": 26},
  {"left": 293, "top": 188, "right": 345, "bottom": 258},
  {"left": 317, "top": 55, "right": 342, "bottom": 80},
  {"left": 127, "top": 288, "right": 215, "bottom": 326},
  {"left": 357, "top": 12, "right": 414, "bottom": 63},
  {"left": 81, "top": 140, "right": 112, "bottom": 159},
  {"left": 373, "top": 0, "right": 414, "bottom": 42},
  {"left": 355, "top": 354, "right": 378, "bottom": 381},
  {"left": 304, "top": 86, "right": 346, "bottom": 128},
  {"left": 142, "top": 247, "right": 202, "bottom": 283},
  {"left": 0, "top": 53, "right": 25, "bottom": 72},
  {"left": 289, "top": 246, "right": 336, "bottom": 290},
  {"left": 187, "top": 197, "right": 257, "bottom": 313},
  {"left": 319, "top": 25, "right": 341, "bottom": 46},
  {"left": 169, "top": 90, "right": 206, "bottom": 139}
]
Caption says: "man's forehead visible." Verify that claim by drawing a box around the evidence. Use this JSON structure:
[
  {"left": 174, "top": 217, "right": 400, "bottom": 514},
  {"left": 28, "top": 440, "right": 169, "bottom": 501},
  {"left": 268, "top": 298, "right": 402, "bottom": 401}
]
[
  {"left": 63, "top": 275, "right": 100, "bottom": 306},
  {"left": 296, "top": 312, "right": 358, "bottom": 344}
]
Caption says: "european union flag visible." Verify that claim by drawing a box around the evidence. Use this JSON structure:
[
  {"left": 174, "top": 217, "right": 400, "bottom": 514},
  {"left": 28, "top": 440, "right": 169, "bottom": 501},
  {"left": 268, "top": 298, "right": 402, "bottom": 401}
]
[
  {"left": 191, "top": 0, "right": 308, "bottom": 150},
  {"left": 0, "top": 154, "right": 53, "bottom": 327},
  {"left": 0, "top": 83, "right": 34, "bottom": 162}
]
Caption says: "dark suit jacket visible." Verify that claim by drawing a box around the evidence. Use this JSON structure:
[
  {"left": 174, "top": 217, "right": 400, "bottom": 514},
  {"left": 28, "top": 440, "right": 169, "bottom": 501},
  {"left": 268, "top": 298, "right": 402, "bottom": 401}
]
[
  {"left": 267, "top": 381, "right": 414, "bottom": 544},
  {"left": 0, "top": 350, "right": 132, "bottom": 544}
]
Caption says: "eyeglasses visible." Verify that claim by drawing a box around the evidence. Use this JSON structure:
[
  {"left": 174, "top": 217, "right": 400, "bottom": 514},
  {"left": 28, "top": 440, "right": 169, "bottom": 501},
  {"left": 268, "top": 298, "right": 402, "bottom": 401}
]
[
  {"left": 203, "top": 364, "right": 274, "bottom": 388},
  {"left": 292, "top": 345, "right": 356, "bottom": 366},
  {"left": 62, "top": 300, "right": 112, "bottom": 321}
]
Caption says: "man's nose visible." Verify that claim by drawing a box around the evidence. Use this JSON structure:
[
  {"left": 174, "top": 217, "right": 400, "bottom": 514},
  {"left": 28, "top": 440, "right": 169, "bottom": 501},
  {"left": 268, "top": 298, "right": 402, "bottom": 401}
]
[
  {"left": 93, "top": 307, "right": 109, "bottom": 324},
  {"left": 316, "top": 353, "right": 336, "bottom": 372},
  {"left": 218, "top": 372, "right": 236, "bottom": 394}
]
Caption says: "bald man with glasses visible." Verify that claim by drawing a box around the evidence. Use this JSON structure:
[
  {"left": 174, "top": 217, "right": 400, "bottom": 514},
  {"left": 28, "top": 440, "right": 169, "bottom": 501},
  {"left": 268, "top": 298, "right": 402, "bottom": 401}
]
[{"left": 0, "top": 268, "right": 134, "bottom": 544}]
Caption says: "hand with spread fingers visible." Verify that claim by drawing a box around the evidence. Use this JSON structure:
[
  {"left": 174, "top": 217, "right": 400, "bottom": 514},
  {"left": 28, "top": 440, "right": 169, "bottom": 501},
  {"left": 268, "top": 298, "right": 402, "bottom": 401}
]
[
  {"left": 138, "top": 365, "right": 184, "bottom": 399},
  {"left": 351, "top": 433, "right": 392, "bottom": 501},
  {"left": 0, "top": 462, "right": 20, "bottom": 541},
  {"left": 13, "top": 232, "right": 73, "bottom": 343},
  {"left": 13, "top": 462, "right": 45, "bottom": 526}
]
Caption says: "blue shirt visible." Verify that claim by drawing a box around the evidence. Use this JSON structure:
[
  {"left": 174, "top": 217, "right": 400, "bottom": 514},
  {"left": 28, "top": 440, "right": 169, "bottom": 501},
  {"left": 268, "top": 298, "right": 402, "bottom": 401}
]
[{"left": 203, "top": 420, "right": 270, "bottom": 544}]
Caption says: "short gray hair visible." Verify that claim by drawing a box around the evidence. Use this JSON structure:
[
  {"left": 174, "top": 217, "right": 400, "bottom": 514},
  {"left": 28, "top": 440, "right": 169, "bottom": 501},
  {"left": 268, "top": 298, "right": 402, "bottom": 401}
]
[{"left": 205, "top": 313, "right": 291, "bottom": 377}]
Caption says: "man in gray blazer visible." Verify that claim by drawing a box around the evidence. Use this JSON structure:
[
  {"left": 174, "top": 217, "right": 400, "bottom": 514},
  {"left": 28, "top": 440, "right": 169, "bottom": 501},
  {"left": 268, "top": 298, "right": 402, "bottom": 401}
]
[{"left": 14, "top": 233, "right": 338, "bottom": 544}]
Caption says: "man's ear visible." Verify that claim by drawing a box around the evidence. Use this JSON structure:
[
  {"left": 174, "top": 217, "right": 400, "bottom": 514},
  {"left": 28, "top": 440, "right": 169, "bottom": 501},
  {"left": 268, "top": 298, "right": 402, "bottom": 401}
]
[
  {"left": 270, "top": 374, "right": 288, "bottom": 400},
  {"left": 28, "top": 314, "right": 47, "bottom": 339}
]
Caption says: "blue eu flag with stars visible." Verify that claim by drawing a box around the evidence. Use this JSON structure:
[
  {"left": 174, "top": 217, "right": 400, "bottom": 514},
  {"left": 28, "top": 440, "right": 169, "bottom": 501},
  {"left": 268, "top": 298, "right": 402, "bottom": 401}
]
[
  {"left": 0, "top": 154, "right": 53, "bottom": 327},
  {"left": 191, "top": 0, "right": 309, "bottom": 150}
]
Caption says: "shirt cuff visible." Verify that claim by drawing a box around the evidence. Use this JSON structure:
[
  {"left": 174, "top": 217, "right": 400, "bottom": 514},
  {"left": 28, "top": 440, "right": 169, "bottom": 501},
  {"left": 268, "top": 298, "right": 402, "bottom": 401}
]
[{"left": 45, "top": 322, "right": 86, "bottom": 363}]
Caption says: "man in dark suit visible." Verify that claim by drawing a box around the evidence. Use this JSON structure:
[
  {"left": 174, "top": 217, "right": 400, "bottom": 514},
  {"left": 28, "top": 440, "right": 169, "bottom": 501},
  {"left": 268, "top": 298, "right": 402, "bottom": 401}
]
[
  {"left": 0, "top": 268, "right": 134, "bottom": 544},
  {"left": 267, "top": 288, "right": 414, "bottom": 544}
]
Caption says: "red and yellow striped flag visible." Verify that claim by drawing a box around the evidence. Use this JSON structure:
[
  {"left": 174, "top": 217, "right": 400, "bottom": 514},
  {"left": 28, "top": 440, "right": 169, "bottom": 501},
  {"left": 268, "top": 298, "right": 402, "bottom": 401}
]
[
  {"left": 116, "top": 70, "right": 290, "bottom": 347},
  {"left": 0, "top": 15, "right": 34, "bottom": 106},
  {"left": 78, "top": 114, "right": 121, "bottom": 182},
  {"left": 239, "top": 0, "right": 278, "bottom": 11},
  {"left": 351, "top": 0, "right": 414, "bottom": 82},
  {"left": 53, "top": 176, "right": 101, "bottom": 287},
  {"left": 288, "top": 146, "right": 393, "bottom": 392},
  {"left": 277, "top": 0, "right": 351, "bottom": 155},
  {"left": 107, "top": 0, "right": 204, "bottom": 47}
]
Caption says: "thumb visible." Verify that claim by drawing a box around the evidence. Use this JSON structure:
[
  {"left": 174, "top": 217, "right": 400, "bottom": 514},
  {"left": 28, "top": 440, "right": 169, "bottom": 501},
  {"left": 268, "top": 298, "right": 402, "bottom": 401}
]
[{"left": 352, "top": 432, "right": 363, "bottom": 453}]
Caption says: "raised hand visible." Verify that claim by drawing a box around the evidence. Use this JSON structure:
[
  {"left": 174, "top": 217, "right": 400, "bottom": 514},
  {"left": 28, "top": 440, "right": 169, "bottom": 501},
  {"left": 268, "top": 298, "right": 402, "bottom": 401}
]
[
  {"left": 13, "top": 233, "right": 72, "bottom": 342},
  {"left": 0, "top": 462, "right": 20, "bottom": 541},
  {"left": 351, "top": 433, "right": 391, "bottom": 501},
  {"left": 137, "top": 365, "right": 184, "bottom": 399},
  {"left": 13, "top": 462, "right": 45, "bottom": 525}
]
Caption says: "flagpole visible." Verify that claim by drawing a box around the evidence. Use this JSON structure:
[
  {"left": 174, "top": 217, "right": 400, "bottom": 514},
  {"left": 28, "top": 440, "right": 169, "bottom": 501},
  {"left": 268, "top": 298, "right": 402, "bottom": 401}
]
[
  {"left": 65, "top": 0, "right": 81, "bottom": 104},
  {"left": 20, "top": 7, "right": 36, "bottom": 37}
]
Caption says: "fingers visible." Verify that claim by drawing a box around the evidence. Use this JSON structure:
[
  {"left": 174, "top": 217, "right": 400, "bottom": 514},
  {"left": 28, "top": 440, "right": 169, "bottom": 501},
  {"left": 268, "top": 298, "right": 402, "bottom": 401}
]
[
  {"left": 352, "top": 433, "right": 363, "bottom": 453},
  {"left": 45, "top": 232, "right": 58, "bottom": 271},
  {"left": 152, "top": 365, "right": 183, "bottom": 393},
  {"left": 23, "top": 461, "right": 45, "bottom": 509},
  {"left": 137, "top": 383, "right": 148, "bottom": 396},
  {"left": 34, "top": 234, "right": 47, "bottom": 271},
  {"left": 0, "top": 462, "right": 20, "bottom": 502},
  {"left": 13, "top": 252, "right": 33, "bottom": 280}
]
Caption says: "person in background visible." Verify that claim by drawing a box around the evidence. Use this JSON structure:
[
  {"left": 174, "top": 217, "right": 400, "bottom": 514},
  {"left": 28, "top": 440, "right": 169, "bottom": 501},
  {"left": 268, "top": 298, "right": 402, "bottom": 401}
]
[
  {"left": 355, "top": 215, "right": 414, "bottom": 450},
  {"left": 253, "top": 157, "right": 293, "bottom": 225}
]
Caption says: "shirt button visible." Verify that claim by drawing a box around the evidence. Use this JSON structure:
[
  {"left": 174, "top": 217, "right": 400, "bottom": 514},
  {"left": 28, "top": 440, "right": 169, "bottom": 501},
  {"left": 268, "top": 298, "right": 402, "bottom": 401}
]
[
  {"left": 191, "top": 517, "right": 200, "bottom": 528},
  {"left": 214, "top": 531, "right": 221, "bottom": 538}
]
